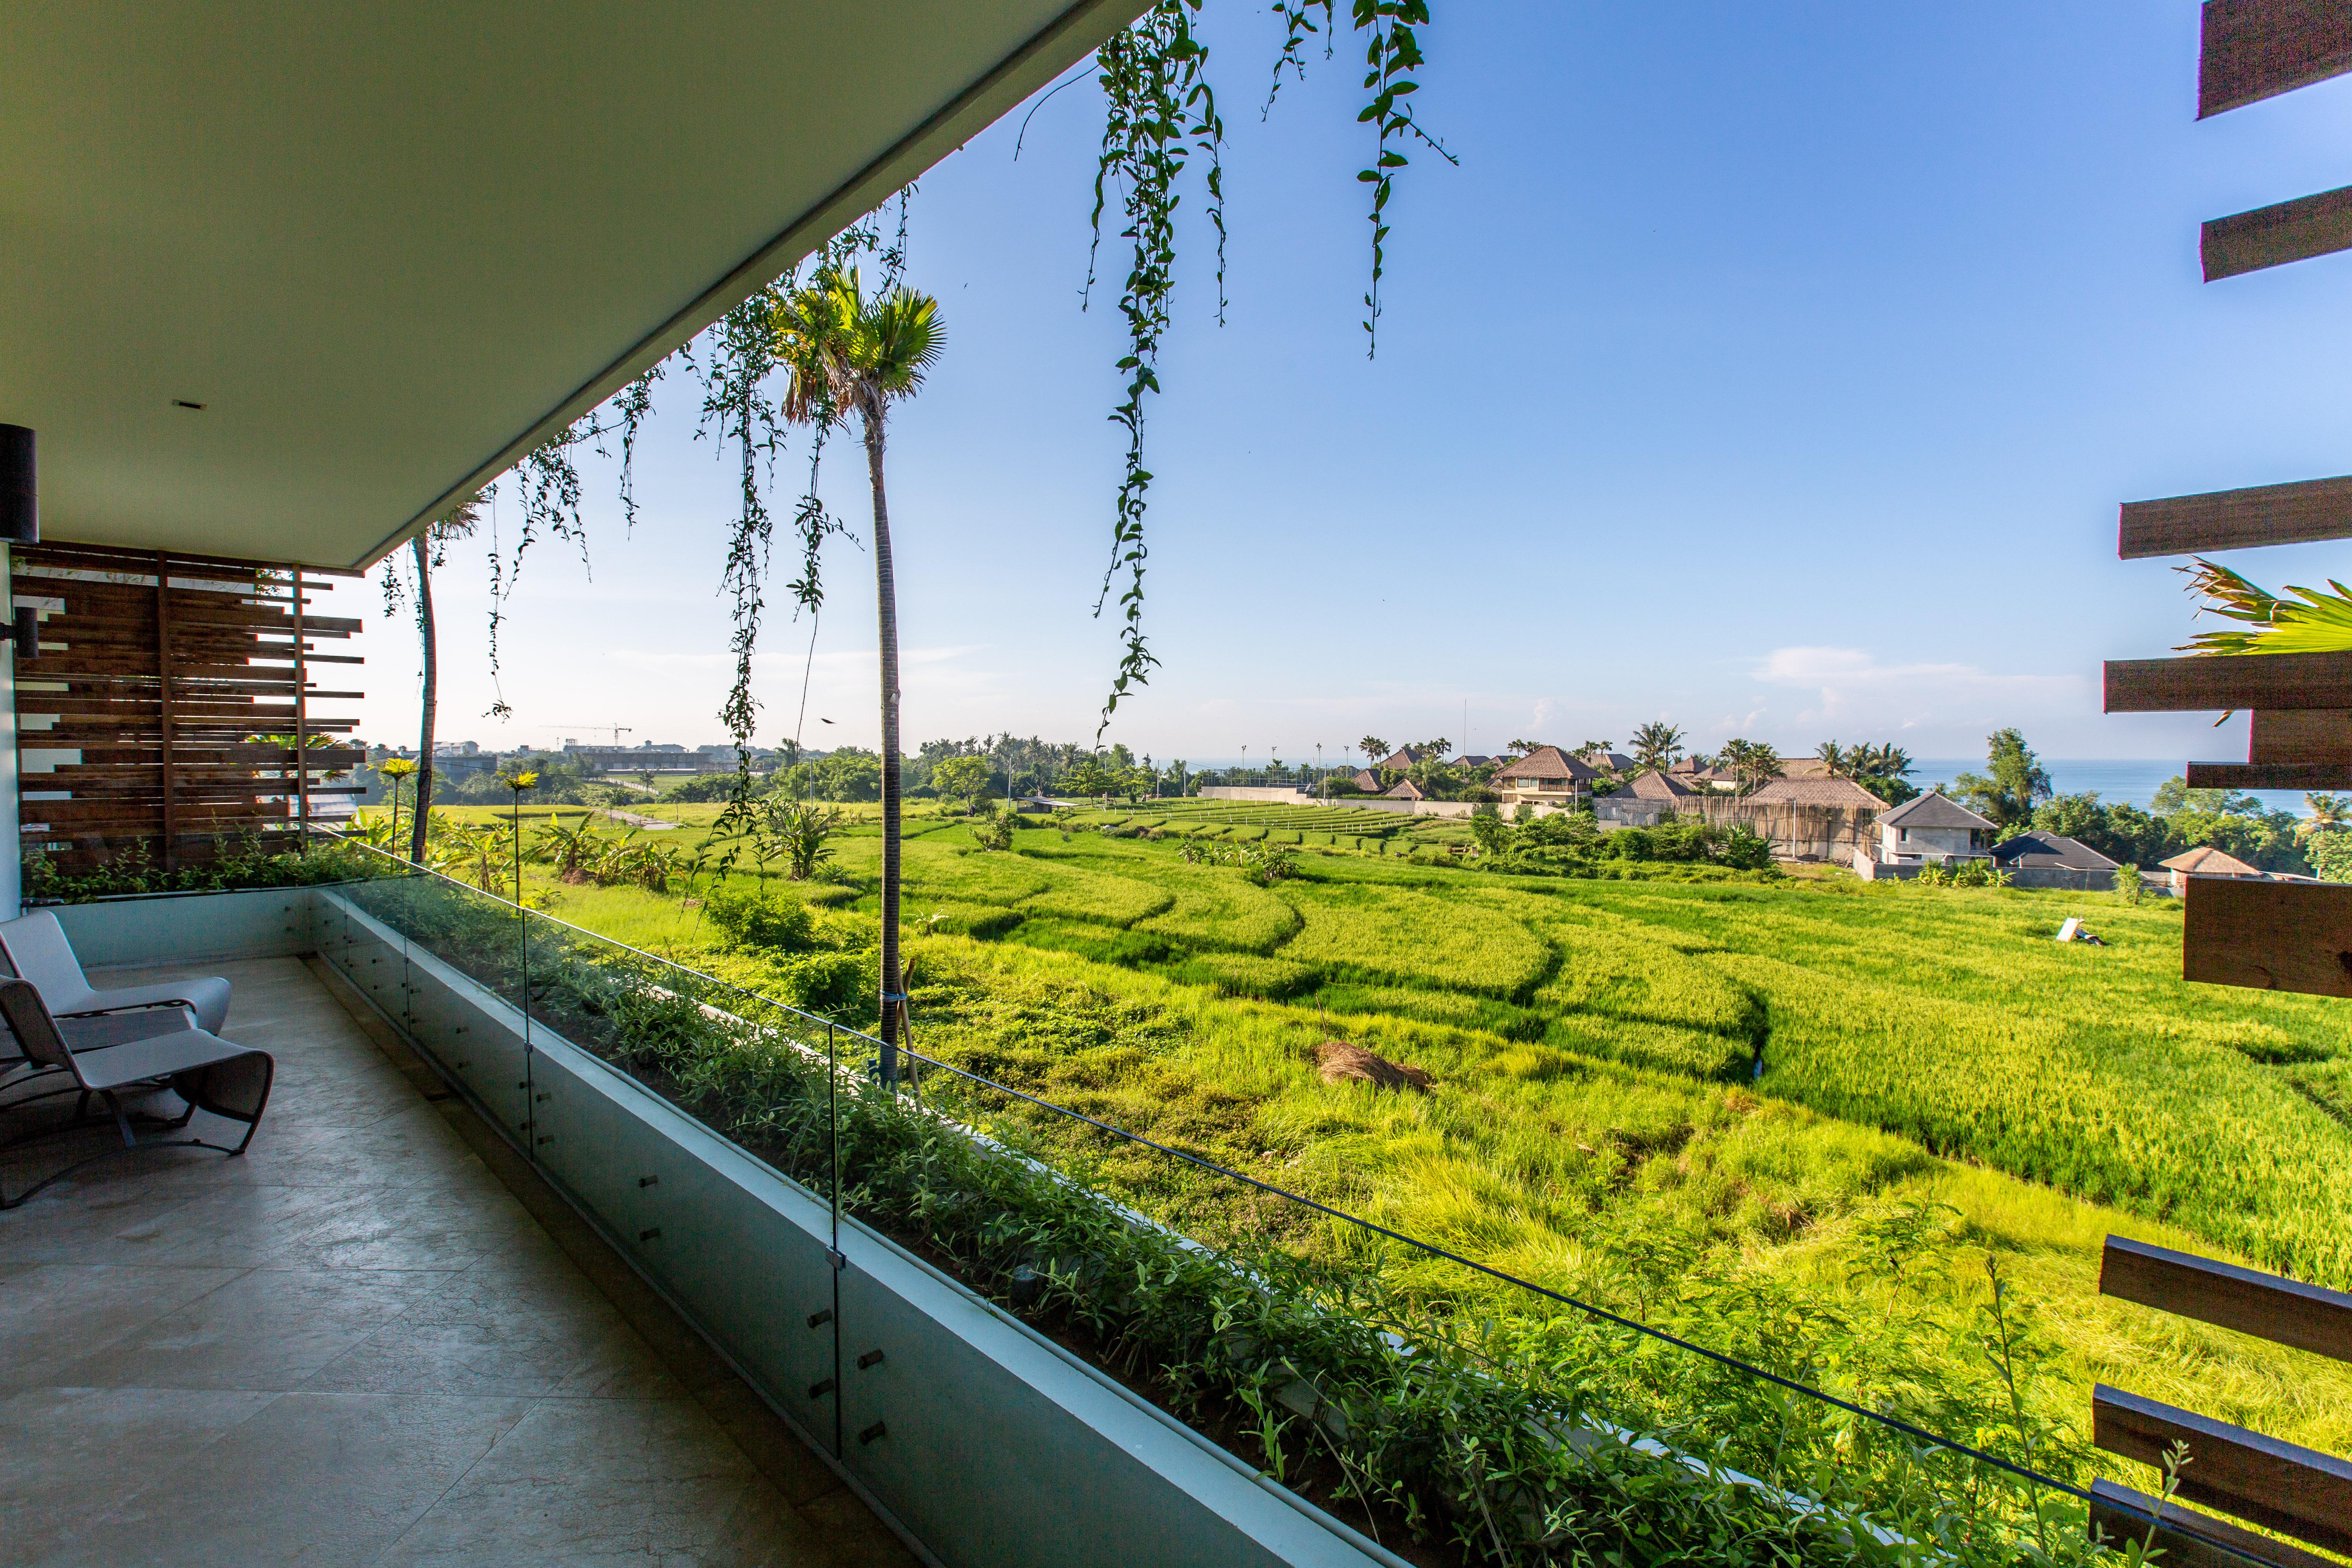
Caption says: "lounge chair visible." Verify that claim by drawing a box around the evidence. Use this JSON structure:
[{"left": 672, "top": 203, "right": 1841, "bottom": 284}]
[
  {"left": 0, "top": 979, "right": 273, "bottom": 1209},
  {"left": 0, "top": 909, "right": 231, "bottom": 1034}
]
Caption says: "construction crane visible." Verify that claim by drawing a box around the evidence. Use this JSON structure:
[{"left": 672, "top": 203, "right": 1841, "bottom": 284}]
[{"left": 540, "top": 724, "right": 634, "bottom": 747}]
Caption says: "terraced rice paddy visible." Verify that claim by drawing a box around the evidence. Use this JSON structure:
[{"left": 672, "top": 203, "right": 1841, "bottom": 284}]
[{"left": 475, "top": 796, "right": 2352, "bottom": 1482}]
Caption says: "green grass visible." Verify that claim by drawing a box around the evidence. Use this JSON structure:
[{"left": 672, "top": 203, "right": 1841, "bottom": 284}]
[{"left": 513, "top": 817, "right": 2352, "bottom": 1477}]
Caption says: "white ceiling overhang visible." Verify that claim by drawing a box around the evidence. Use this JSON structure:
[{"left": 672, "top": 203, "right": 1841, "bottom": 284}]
[{"left": 0, "top": 1, "right": 1141, "bottom": 568}]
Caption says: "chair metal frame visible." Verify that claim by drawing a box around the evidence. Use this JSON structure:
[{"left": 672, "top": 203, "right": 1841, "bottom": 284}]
[{"left": 0, "top": 980, "right": 273, "bottom": 1210}]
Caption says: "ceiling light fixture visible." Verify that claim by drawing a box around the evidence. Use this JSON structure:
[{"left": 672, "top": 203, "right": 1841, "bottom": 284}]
[{"left": 172, "top": 400, "right": 206, "bottom": 411}]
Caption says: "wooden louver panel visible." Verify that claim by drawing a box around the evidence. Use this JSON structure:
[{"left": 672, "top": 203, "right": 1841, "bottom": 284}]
[
  {"left": 13, "top": 541, "right": 363, "bottom": 873},
  {"left": 2092, "top": 1384, "right": 2352, "bottom": 1556},
  {"left": 2099, "top": 1235, "right": 2352, "bottom": 1362},
  {"left": 2203, "top": 183, "right": 2352, "bottom": 280},
  {"left": 2182, "top": 874, "right": 2352, "bottom": 996},
  {"left": 2117, "top": 473, "right": 2352, "bottom": 557},
  {"left": 2090, "top": 1480, "right": 2341, "bottom": 1568},
  {"left": 2103, "top": 650, "right": 2352, "bottom": 713},
  {"left": 2200, "top": 0, "right": 2352, "bottom": 118},
  {"left": 2185, "top": 760, "right": 2352, "bottom": 788}
]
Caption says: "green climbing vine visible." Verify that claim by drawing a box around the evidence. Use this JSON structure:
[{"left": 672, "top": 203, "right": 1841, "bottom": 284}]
[
  {"left": 1085, "top": 0, "right": 1444, "bottom": 729},
  {"left": 441, "top": 7, "right": 1438, "bottom": 753}
]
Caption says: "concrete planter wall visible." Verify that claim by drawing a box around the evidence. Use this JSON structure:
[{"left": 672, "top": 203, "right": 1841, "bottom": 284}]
[
  {"left": 222, "top": 886, "right": 1396, "bottom": 1568},
  {"left": 49, "top": 886, "right": 318, "bottom": 967}
]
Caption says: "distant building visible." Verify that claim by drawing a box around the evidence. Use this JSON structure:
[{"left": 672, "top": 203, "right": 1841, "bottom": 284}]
[
  {"left": 1574, "top": 748, "right": 1634, "bottom": 773},
  {"left": 1746, "top": 777, "right": 1888, "bottom": 812},
  {"left": 560, "top": 741, "right": 719, "bottom": 775},
  {"left": 1491, "top": 746, "right": 1598, "bottom": 810},
  {"left": 1346, "top": 768, "right": 1382, "bottom": 792},
  {"left": 1875, "top": 791, "right": 1996, "bottom": 864},
  {"left": 1596, "top": 768, "right": 1696, "bottom": 827},
  {"left": 1383, "top": 778, "right": 1426, "bottom": 801},
  {"left": 1992, "top": 831, "right": 2119, "bottom": 874},
  {"left": 1667, "top": 757, "right": 1737, "bottom": 791},
  {"left": 2159, "top": 844, "right": 2268, "bottom": 894}
]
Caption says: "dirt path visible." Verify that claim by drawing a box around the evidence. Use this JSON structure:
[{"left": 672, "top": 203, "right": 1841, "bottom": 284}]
[{"left": 602, "top": 805, "right": 682, "bottom": 831}]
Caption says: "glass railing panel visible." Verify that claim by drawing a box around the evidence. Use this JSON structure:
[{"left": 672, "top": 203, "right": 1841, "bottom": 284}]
[{"left": 304, "top": 829, "right": 2106, "bottom": 1562}]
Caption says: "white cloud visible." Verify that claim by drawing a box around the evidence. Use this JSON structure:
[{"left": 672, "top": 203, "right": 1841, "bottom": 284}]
[{"left": 1748, "top": 645, "right": 2086, "bottom": 734}]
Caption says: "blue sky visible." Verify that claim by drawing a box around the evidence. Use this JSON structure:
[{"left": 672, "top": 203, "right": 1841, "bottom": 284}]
[{"left": 365, "top": 2, "right": 2352, "bottom": 771}]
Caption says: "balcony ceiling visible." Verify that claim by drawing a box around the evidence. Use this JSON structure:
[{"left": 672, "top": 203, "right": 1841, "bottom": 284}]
[{"left": 0, "top": 1, "right": 1137, "bottom": 569}]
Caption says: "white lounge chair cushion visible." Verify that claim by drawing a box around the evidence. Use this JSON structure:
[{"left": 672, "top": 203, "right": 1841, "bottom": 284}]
[{"left": 0, "top": 910, "right": 231, "bottom": 1033}]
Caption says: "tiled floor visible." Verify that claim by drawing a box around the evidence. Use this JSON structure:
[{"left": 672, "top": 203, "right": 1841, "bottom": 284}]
[{"left": 0, "top": 955, "right": 919, "bottom": 1568}]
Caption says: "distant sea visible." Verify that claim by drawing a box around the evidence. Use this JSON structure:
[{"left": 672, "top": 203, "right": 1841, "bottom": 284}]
[{"left": 1909, "top": 758, "right": 2310, "bottom": 815}]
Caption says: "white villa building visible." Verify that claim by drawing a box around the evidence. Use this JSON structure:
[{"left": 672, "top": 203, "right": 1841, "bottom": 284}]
[{"left": 1874, "top": 791, "right": 1997, "bottom": 864}]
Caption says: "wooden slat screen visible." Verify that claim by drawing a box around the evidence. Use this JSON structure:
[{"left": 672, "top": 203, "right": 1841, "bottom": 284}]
[
  {"left": 2200, "top": 0, "right": 2352, "bottom": 118},
  {"left": 2182, "top": 875, "right": 2352, "bottom": 996},
  {"left": 13, "top": 541, "right": 364, "bottom": 872},
  {"left": 2100, "top": 1235, "right": 2352, "bottom": 1362},
  {"left": 2249, "top": 706, "right": 2352, "bottom": 761},
  {"left": 2104, "top": 651, "right": 2352, "bottom": 713},
  {"left": 2186, "top": 760, "right": 2352, "bottom": 789},
  {"left": 2092, "top": 1385, "right": 2352, "bottom": 1555},
  {"left": 2090, "top": 1481, "right": 2340, "bottom": 1568},
  {"left": 2203, "top": 184, "right": 2352, "bottom": 280},
  {"left": 2117, "top": 473, "right": 2352, "bottom": 557}
]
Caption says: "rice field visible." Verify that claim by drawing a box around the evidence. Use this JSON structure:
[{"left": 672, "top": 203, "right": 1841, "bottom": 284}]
[{"left": 482, "top": 797, "right": 2352, "bottom": 1478}]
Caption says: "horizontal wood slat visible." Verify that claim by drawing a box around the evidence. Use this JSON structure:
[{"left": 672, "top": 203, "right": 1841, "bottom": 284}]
[
  {"left": 13, "top": 540, "right": 361, "bottom": 871},
  {"left": 2186, "top": 761, "right": 2352, "bottom": 789},
  {"left": 2184, "top": 875, "right": 2352, "bottom": 996},
  {"left": 2104, "top": 652, "right": 2352, "bottom": 713},
  {"left": 2117, "top": 473, "right": 2352, "bottom": 557},
  {"left": 2205, "top": 184, "right": 2352, "bottom": 281},
  {"left": 2200, "top": 0, "right": 2352, "bottom": 116},
  {"left": 2100, "top": 1235, "right": 2352, "bottom": 1362},
  {"left": 2249, "top": 707, "right": 2352, "bottom": 762},
  {"left": 2089, "top": 1480, "right": 2340, "bottom": 1568},
  {"left": 2092, "top": 1385, "right": 2352, "bottom": 1553}
]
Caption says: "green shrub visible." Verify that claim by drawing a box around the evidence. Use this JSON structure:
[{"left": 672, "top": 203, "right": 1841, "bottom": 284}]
[{"left": 705, "top": 887, "right": 818, "bottom": 952}]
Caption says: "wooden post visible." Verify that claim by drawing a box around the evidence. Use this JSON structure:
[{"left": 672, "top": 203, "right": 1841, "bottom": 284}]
[
  {"left": 294, "top": 566, "right": 308, "bottom": 849},
  {"left": 155, "top": 551, "right": 175, "bottom": 870}
]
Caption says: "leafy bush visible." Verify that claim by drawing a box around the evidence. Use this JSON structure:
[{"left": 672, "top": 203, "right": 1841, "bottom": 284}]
[
  {"left": 25, "top": 836, "right": 398, "bottom": 903},
  {"left": 705, "top": 887, "right": 818, "bottom": 952}
]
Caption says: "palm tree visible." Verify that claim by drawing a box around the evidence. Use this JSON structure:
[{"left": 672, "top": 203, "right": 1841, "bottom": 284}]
[
  {"left": 399, "top": 501, "right": 480, "bottom": 862},
  {"left": 2300, "top": 792, "right": 2350, "bottom": 842},
  {"left": 1630, "top": 721, "right": 1684, "bottom": 775},
  {"left": 1718, "top": 739, "right": 1784, "bottom": 797},
  {"left": 772, "top": 265, "right": 943, "bottom": 1085}
]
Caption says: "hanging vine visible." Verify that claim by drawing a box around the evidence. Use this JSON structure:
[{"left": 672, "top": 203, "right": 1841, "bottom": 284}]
[
  {"left": 446, "top": 5, "right": 1441, "bottom": 753},
  {"left": 1085, "top": 0, "right": 1442, "bottom": 730},
  {"left": 1086, "top": 0, "right": 1223, "bottom": 733}
]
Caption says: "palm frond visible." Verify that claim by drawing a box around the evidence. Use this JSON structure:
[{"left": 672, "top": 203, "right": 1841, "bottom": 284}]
[{"left": 2177, "top": 557, "right": 2352, "bottom": 656}]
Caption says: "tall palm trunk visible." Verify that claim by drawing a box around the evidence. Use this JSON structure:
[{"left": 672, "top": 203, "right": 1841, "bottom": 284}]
[
  {"left": 410, "top": 534, "right": 437, "bottom": 863},
  {"left": 866, "top": 410, "right": 903, "bottom": 1085}
]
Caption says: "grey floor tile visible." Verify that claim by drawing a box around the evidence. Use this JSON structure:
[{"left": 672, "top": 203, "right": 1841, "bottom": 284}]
[
  {"left": 52, "top": 1265, "right": 455, "bottom": 1391},
  {"left": 0, "top": 1384, "right": 281, "bottom": 1561},
  {"left": 0, "top": 1263, "right": 247, "bottom": 1394},
  {"left": 40, "top": 1391, "right": 531, "bottom": 1568},
  {"left": 374, "top": 1398, "right": 798, "bottom": 1568},
  {"left": 4, "top": 955, "right": 883, "bottom": 1568}
]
